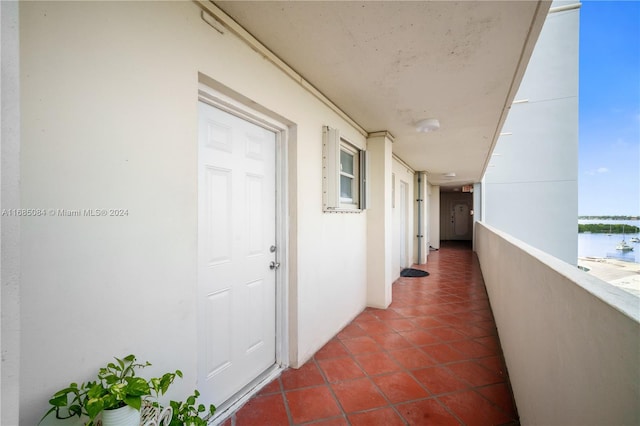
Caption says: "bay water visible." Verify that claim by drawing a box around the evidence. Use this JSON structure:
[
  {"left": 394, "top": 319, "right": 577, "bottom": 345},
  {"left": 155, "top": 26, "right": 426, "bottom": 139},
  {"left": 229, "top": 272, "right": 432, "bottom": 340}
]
[{"left": 578, "top": 219, "right": 640, "bottom": 264}]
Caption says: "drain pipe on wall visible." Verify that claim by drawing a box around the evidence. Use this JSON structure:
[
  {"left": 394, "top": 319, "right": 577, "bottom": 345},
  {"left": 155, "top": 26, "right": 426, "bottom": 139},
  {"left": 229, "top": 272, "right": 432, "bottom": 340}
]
[{"left": 416, "top": 172, "right": 424, "bottom": 263}]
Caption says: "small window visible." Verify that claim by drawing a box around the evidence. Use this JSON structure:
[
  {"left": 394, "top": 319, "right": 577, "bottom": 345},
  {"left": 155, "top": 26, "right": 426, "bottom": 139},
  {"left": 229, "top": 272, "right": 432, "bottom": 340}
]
[
  {"left": 340, "top": 143, "right": 359, "bottom": 207},
  {"left": 323, "top": 126, "right": 367, "bottom": 212}
]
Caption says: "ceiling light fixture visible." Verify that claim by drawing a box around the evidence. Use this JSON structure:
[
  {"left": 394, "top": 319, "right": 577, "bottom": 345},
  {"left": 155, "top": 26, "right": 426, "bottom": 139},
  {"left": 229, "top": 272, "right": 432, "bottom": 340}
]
[
  {"left": 416, "top": 118, "right": 440, "bottom": 133},
  {"left": 443, "top": 172, "right": 456, "bottom": 178}
]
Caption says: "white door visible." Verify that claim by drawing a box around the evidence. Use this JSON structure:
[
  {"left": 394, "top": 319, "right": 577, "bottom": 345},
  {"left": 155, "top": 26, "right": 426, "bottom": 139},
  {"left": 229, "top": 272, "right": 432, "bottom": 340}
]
[
  {"left": 399, "top": 181, "right": 408, "bottom": 268},
  {"left": 453, "top": 202, "right": 470, "bottom": 237},
  {"left": 197, "top": 101, "right": 277, "bottom": 407}
]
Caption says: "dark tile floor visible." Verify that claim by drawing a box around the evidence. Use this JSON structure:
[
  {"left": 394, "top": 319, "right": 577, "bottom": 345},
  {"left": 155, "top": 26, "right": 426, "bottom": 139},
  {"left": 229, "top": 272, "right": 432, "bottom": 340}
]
[{"left": 222, "top": 241, "right": 518, "bottom": 425}]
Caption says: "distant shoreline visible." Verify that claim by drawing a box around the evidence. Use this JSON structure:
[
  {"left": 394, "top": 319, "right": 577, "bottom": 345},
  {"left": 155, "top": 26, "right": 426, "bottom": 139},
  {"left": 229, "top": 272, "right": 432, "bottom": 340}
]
[
  {"left": 578, "top": 223, "right": 640, "bottom": 234},
  {"left": 579, "top": 216, "right": 639, "bottom": 220}
]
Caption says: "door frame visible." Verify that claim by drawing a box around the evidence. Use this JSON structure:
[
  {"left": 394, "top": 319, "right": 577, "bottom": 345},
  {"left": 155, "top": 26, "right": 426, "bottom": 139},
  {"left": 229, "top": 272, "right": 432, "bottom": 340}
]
[
  {"left": 439, "top": 192, "right": 473, "bottom": 241},
  {"left": 399, "top": 180, "right": 409, "bottom": 269},
  {"left": 198, "top": 83, "right": 289, "bottom": 421},
  {"left": 452, "top": 201, "right": 470, "bottom": 238}
]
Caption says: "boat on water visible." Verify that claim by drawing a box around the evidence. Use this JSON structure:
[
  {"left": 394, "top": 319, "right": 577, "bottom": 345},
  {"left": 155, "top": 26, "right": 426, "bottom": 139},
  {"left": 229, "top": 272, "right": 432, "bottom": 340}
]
[
  {"left": 615, "top": 224, "right": 635, "bottom": 251},
  {"left": 630, "top": 237, "right": 640, "bottom": 243},
  {"left": 616, "top": 239, "right": 634, "bottom": 251}
]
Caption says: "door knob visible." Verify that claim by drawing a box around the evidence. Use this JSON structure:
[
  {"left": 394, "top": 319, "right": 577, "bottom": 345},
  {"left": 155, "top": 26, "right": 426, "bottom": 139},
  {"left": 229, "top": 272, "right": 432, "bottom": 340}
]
[{"left": 269, "top": 261, "right": 281, "bottom": 270}]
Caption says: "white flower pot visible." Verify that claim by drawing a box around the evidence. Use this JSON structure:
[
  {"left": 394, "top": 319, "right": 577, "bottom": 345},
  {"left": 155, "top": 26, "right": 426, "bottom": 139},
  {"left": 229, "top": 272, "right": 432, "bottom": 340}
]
[{"left": 101, "top": 405, "right": 140, "bottom": 426}]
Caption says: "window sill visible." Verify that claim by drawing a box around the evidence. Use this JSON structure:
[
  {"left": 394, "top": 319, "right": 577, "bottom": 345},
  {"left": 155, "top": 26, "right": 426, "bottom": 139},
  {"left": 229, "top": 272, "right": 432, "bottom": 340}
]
[{"left": 323, "top": 207, "right": 364, "bottom": 214}]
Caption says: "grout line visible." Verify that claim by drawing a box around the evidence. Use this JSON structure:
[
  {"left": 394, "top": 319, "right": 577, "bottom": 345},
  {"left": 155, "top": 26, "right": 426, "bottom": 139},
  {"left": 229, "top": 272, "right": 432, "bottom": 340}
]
[
  {"left": 432, "top": 395, "right": 468, "bottom": 426},
  {"left": 309, "top": 356, "right": 349, "bottom": 423},
  {"left": 234, "top": 244, "right": 519, "bottom": 425},
  {"left": 277, "top": 377, "right": 296, "bottom": 426}
]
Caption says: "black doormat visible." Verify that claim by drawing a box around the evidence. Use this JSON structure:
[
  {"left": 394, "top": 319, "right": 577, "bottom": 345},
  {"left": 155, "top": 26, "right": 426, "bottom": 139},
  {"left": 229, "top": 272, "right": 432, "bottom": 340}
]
[{"left": 400, "top": 268, "right": 429, "bottom": 277}]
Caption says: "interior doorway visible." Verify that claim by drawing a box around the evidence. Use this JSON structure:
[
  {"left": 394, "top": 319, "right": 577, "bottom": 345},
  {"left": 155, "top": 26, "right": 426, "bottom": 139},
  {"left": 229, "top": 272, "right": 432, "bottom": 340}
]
[
  {"left": 399, "top": 180, "right": 409, "bottom": 269},
  {"left": 440, "top": 191, "right": 473, "bottom": 241}
]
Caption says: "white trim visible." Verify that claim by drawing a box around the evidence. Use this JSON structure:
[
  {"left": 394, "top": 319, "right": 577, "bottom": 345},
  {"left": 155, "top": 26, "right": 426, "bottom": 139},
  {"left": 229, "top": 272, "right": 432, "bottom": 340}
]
[
  {"left": 209, "top": 365, "right": 282, "bottom": 425},
  {"left": 322, "top": 126, "right": 365, "bottom": 213},
  {"left": 198, "top": 84, "right": 287, "bottom": 135},
  {"left": 392, "top": 154, "right": 415, "bottom": 174},
  {"left": 368, "top": 130, "right": 395, "bottom": 143},
  {"left": 549, "top": 3, "right": 581, "bottom": 14},
  {"left": 392, "top": 173, "right": 396, "bottom": 209},
  {"left": 197, "top": 83, "right": 290, "bottom": 420},
  {"left": 359, "top": 149, "right": 368, "bottom": 209},
  {"left": 339, "top": 140, "right": 359, "bottom": 208}
]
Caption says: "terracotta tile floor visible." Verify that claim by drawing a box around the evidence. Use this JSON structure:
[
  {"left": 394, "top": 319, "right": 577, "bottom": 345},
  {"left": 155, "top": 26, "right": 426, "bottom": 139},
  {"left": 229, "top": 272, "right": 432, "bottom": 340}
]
[{"left": 223, "top": 241, "right": 518, "bottom": 425}]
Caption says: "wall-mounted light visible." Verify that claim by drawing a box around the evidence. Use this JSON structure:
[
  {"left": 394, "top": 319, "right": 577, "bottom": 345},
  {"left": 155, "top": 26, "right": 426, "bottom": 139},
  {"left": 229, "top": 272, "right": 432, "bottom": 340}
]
[{"left": 416, "top": 118, "right": 440, "bottom": 133}]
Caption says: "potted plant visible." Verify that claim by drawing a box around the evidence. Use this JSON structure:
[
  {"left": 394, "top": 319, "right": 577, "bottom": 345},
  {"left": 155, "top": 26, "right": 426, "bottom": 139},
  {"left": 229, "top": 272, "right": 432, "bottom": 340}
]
[
  {"left": 41, "top": 354, "right": 182, "bottom": 426},
  {"left": 168, "top": 390, "right": 216, "bottom": 426}
]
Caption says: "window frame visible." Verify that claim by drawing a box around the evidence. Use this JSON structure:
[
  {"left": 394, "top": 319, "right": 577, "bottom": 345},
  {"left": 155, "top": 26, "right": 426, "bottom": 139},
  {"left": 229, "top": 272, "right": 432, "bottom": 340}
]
[
  {"left": 322, "top": 126, "right": 367, "bottom": 212},
  {"left": 339, "top": 141, "right": 359, "bottom": 209}
]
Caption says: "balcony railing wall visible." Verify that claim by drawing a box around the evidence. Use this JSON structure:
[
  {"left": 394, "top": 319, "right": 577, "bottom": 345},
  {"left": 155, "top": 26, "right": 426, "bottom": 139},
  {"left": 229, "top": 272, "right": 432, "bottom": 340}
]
[{"left": 476, "top": 222, "right": 639, "bottom": 425}]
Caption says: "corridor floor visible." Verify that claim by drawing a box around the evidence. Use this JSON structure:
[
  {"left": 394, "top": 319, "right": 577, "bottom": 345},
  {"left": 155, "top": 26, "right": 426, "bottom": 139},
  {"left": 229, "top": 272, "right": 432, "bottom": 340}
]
[{"left": 223, "top": 242, "right": 518, "bottom": 425}]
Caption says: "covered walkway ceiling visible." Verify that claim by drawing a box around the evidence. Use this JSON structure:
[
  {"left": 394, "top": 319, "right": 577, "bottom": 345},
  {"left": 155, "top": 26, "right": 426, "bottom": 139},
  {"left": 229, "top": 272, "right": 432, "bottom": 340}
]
[{"left": 213, "top": 1, "right": 550, "bottom": 188}]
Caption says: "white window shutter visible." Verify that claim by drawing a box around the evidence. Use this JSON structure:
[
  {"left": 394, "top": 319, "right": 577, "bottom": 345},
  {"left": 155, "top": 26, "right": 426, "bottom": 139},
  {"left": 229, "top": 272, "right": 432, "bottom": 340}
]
[
  {"left": 359, "top": 149, "right": 368, "bottom": 209},
  {"left": 322, "top": 126, "right": 340, "bottom": 210}
]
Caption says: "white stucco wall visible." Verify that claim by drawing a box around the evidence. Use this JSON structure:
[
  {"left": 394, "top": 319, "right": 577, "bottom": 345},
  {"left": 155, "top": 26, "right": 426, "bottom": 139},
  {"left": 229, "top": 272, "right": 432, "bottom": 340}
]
[
  {"left": 483, "top": 6, "right": 579, "bottom": 265},
  {"left": 1, "top": 1, "right": 21, "bottom": 424},
  {"left": 476, "top": 222, "right": 639, "bottom": 425},
  {"left": 18, "top": 2, "right": 367, "bottom": 423},
  {"left": 472, "top": 182, "right": 482, "bottom": 252},
  {"left": 428, "top": 183, "right": 440, "bottom": 249},
  {"left": 391, "top": 158, "right": 415, "bottom": 278},
  {"left": 366, "top": 133, "right": 393, "bottom": 309}
]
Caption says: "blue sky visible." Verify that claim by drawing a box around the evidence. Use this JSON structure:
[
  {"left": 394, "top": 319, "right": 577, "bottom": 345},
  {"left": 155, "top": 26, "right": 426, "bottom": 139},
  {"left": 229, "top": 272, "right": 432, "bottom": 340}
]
[{"left": 579, "top": 1, "right": 640, "bottom": 216}]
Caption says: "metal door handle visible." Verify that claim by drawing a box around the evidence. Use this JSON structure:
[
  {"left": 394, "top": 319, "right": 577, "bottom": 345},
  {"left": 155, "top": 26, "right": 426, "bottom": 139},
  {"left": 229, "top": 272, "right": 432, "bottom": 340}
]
[{"left": 269, "top": 261, "right": 280, "bottom": 270}]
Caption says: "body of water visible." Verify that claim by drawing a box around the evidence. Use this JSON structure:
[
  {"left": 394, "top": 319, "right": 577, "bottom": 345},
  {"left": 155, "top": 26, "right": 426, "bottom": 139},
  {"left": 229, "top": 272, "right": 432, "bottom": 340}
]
[{"left": 578, "top": 220, "right": 640, "bottom": 263}]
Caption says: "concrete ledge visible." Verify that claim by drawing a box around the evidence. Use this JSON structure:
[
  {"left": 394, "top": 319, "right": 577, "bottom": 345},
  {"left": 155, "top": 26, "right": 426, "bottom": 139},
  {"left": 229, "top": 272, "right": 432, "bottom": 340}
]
[
  {"left": 476, "top": 222, "right": 639, "bottom": 426},
  {"left": 578, "top": 257, "right": 640, "bottom": 298}
]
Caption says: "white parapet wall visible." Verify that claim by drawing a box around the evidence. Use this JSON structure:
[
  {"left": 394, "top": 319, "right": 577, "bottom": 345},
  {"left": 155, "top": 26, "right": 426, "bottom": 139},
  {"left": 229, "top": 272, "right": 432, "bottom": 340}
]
[{"left": 476, "top": 222, "right": 639, "bottom": 426}]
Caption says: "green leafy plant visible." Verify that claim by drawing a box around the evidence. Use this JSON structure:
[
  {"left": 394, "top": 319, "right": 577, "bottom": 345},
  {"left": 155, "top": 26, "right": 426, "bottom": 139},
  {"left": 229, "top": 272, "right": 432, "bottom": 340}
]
[
  {"left": 41, "top": 354, "right": 182, "bottom": 426},
  {"left": 169, "top": 390, "right": 216, "bottom": 426}
]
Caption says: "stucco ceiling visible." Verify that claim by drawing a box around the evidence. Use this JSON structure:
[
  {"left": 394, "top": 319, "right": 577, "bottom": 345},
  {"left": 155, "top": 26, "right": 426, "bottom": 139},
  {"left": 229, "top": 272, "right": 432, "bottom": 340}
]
[{"left": 213, "top": 1, "right": 550, "bottom": 188}]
